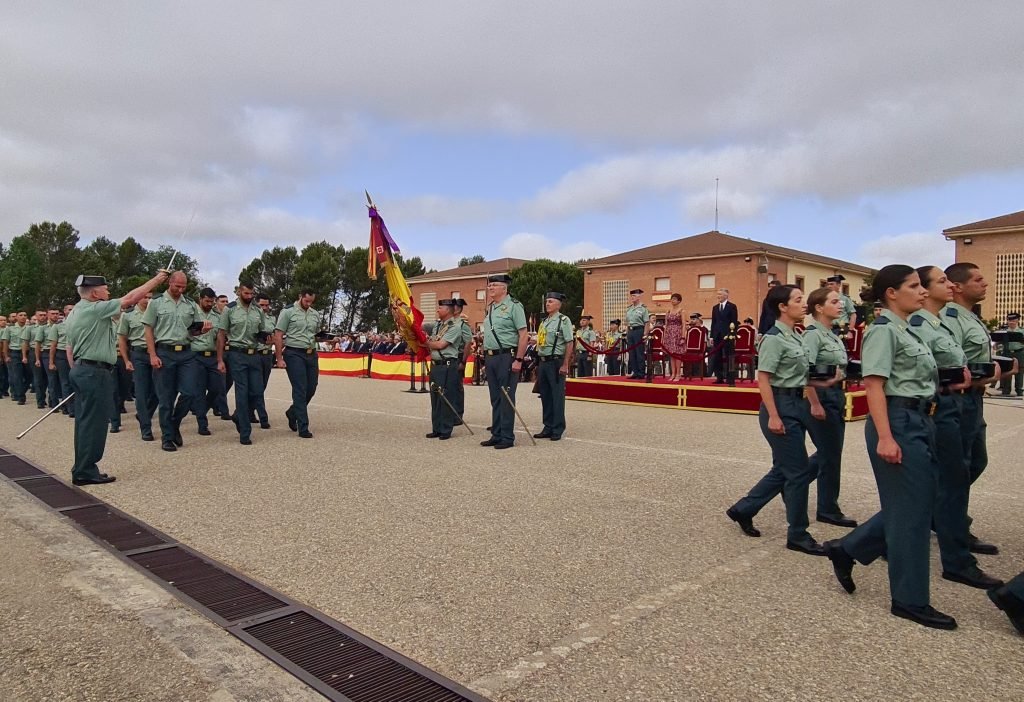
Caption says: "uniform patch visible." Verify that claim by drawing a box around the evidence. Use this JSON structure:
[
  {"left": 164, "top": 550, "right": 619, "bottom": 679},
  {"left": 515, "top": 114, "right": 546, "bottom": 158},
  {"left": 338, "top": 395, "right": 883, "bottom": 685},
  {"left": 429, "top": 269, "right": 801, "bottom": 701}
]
[
  {"left": 873, "top": 316, "right": 890, "bottom": 325},
  {"left": 945, "top": 307, "right": 958, "bottom": 317},
  {"left": 764, "top": 326, "right": 781, "bottom": 335},
  {"left": 909, "top": 315, "right": 924, "bottom": 327}
]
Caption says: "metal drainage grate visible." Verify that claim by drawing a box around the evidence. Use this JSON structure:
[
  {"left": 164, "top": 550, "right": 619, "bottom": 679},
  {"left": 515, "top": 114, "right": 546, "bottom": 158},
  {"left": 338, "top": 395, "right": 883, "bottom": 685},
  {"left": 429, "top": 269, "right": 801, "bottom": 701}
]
[
  {"left": 130, "top": 547, "right": 288, "bottom": 623},
  {"left": 15, "top": 476, "right": 101, "bottom": 509},
  {"left": 0, "top": 454, "right": 46, "bottom": 480},
  {"left": 63, "top": 505, "right": 169, "bottom": 552},
  {"left": 241, "top": 611, "right": 480, "bottom": 702}
]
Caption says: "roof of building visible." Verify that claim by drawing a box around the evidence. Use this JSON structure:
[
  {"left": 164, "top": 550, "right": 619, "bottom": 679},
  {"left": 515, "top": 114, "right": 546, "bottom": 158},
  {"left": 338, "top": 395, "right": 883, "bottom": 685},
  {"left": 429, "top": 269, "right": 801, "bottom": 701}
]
[
  {"left": 580, "top": 230, "right": 872, "bottom": 274},
  {"left": 409, "top": 257, "right": 529, "bottom": 283},
  {"left": 943, "top": 210, "right": 1024, "bottom": 235}
]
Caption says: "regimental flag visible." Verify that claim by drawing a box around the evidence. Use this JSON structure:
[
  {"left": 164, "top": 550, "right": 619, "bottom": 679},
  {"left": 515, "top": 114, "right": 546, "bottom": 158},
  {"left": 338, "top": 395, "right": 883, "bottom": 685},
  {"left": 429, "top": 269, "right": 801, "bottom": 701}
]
[{"left": 366, "top": 195, "right": 429, "bottom": 361}]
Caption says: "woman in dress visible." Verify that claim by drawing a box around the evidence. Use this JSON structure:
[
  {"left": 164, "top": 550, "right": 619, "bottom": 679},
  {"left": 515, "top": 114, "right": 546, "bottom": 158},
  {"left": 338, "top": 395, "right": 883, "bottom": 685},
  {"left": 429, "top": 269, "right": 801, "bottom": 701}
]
[{"left": 662, "top": 293, "right": 685, "bottom": 381}]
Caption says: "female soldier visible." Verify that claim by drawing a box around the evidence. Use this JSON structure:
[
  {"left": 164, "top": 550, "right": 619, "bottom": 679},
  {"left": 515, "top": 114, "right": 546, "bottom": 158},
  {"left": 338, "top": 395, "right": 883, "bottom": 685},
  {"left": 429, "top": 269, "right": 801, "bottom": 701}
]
[
  {"left": 726, "top": 285, "right": 825, "bottom": 555},
  {"left": 823, "top": 265, "right": 957, "bottom": 629}
]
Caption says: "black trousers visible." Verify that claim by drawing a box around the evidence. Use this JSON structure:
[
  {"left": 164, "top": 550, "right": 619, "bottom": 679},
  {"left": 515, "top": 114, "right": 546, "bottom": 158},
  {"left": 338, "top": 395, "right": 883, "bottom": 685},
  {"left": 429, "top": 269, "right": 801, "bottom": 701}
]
[
  {"left": 284, "top": 348, "right": 319, "bottom": 433},
  {"left": 627, "top": 327, "right": 645, "bottom": 377},
  {"left": 484, "top": 352, "right": 517, "bottom": 444},
  {"left": 429, "top": 358, "right": 460, "bottom": 436}
]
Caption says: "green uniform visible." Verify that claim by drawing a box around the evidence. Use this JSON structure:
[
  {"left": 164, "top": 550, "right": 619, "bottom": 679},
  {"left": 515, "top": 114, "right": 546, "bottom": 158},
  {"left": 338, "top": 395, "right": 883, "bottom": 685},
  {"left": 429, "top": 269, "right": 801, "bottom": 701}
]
[
  {"left": 7, "top": 323, "right": 30, "bottom": 402},
  {"left": 0, "top": 325, "right": 9, "bottom": 398},
  {"left": 605, "top": 330, "right": 623, "bottom": 375},
  {"left": 838, "top": 293, "right": 857, "bottom": 326},
  {"left": 481, "top": 295, "right": 527, "bottom": 446},
  {"left": 142, "top": 292, "right": 201, "bottom": 345},
  {"left": 998, "top": 325, "right": 1024, "bottom": 396},
  {"left": 119, "top": 307, "right": 157, "bottom": 437},
  {"left": 940, "top": 302, "right": 990, "bottom": 486},
  {"left": 31, "top": 323, "right": 52, "bottom": 407},
  {"left": 276, "top": 303, "right": 323, "bottom": 435},
  {"left": 256, "top": 314, "right": 276, "bottom": 419},
  {"left": 453, "top": 315, "right": 473, "bottom": 417},
  {"left": 801, "top": 322, "right": 849, "bottom": 520},
  {"left": 575, "top": 326, "right": 598, "bottom": 377},
  {"left": 428, "top": 317, "right": 465, "bottom": 437},
  {"left": 536, "top": 312, "right": 574, "bottom": 439},
  {"left": 192, "top": 307, "right": 226, "bottom": 430},
  {"left": 625, "top": 303, "right": 651, "bottom": 378},
  {"left": 755, "top": 320, "right": 808, "bottom": 387},
  {"left": 117, "top": 308, "right": 149, "bottom": 350},
  {"left": 218, "top": 300, "right": 269, "bottom": 442},
  {"left": 142, "top": 292, "right": 202, "bottom": 444},
  {"left": 841, "top": 309, "right": 940, "bottom": 609}
]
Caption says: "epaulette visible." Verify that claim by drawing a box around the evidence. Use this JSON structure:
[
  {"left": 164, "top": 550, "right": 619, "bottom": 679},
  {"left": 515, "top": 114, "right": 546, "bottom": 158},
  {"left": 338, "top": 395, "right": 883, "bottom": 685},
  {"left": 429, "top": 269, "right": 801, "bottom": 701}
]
[
  {"left": 804, "top": 324, "right": 818, "bottom": 332},
  {"left": 945, "top": 307, "right": 958, "bottom": 318},
  {"left": 283, "top": 303, "right": 294, "bottom": 309},
  {"left": 909, "top": 315, "right": 924, "bottom": 327},
  {"left": 227, "top": 301, "right": 237, "bottom": 308},
  {"left": 763, "top": 326, "right": 781, "bottom": 336},
  {"left": 873, "top": 316, "right": 890, "bottom": 325}
]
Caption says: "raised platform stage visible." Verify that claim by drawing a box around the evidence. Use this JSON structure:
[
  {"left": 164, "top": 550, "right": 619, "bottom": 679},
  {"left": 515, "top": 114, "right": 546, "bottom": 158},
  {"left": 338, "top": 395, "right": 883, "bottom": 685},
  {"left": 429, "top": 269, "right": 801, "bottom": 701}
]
[{"left": 566, "top": 375, "right": 868, "bottom": 420}]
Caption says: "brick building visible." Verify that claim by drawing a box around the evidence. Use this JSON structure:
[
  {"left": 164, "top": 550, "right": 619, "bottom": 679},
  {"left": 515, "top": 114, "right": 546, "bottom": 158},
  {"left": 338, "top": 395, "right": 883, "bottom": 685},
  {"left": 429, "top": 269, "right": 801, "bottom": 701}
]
[
  {"left": 943, "top": 210, "right": 1024, "bottom": 322},
  {"left": 578, "top": 230, "right": 872, "bottom": 328},
  {"left": 407, "top": 257, "right": 527, "bottom": 328}
]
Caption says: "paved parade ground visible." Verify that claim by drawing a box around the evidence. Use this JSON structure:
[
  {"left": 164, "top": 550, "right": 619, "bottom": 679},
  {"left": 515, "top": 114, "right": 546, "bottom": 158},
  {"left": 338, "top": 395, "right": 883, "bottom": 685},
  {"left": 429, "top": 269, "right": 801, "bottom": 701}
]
[{"left": 2, "top": 373, "right": 1022, "bottom": 701}]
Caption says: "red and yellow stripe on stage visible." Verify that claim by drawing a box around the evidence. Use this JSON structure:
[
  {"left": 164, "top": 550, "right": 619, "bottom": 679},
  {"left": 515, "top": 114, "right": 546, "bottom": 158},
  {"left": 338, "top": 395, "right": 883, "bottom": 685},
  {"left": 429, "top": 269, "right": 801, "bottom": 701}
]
[{"left": 318, "top": 352, "right": 477, "bottom": 383}]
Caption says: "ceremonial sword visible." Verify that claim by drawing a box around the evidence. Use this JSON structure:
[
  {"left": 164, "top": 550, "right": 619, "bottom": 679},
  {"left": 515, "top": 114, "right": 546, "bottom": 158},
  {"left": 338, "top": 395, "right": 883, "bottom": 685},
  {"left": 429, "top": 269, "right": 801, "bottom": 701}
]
[
  {"left": 500, "top": 386, "right": 537, "bottom": 446},
  {"left": 166, "top": 202, "right": 199, "bottom": 270},
  {"left": 16, "top": 393, "right": 76, "bottom": 440},
  {"left": 430, "top": 382, "right": 474, "bottom": 435}
]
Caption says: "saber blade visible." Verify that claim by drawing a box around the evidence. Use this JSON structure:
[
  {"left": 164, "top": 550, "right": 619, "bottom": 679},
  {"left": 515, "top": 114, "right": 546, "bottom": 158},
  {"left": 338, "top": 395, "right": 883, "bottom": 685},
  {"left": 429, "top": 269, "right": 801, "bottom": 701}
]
[
  {"left": 430, "top": 383, "right": 474, "bottom": 435},
  {"left": 17, "top": 393, "right": 76, "bottom": 440},
  {"left": 500, "top": 386, "right": 537, "bottom": 446}
]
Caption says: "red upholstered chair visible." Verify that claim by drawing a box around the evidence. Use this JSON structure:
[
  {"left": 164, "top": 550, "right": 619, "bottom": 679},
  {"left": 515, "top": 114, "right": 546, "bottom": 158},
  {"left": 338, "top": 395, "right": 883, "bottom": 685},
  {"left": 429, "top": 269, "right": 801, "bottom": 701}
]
[
  {"left": 681, "top": 326, "right": 708, "bottom": 378},
  {"left": 734, "top": 324, "right": 757, "bottom": 382},
  {"left": 844, "top": 326, "right": 863, "bottom": 361},
  {"left": 648, "top": 326, "right": 667, "bottom": 378}
]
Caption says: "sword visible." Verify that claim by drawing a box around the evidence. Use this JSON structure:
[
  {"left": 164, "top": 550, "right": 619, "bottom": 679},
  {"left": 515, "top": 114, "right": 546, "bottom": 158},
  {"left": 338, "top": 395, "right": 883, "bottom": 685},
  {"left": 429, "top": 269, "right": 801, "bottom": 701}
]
[
  {"left": 16, "top": 393, "right": 76, "bottom": 440},
  {"left": 166, "top": 202, "right": 198, "bottom": 270},
  {"left": 500, "top": 385, "right": 537, "bottom": 446},
  {"left": 430, "top": 382, "right": 474, "bottom": 435}
]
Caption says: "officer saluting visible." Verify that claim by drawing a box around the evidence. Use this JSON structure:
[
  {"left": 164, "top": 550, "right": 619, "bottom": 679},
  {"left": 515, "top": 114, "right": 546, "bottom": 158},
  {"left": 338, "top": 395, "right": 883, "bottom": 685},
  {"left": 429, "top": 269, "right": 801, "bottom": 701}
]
[
  {"left": 625, "top": 289, "right": 651, "bottom": 378},
  {"left": 425, "top": 299, "right": 465, "bottom": 440},
  {"left": 66, "top": 270, "right": 169, "bottom": 485},
  {"left": 480, "top": 274, "right": 528, "bottom": 449},
  {"left": 533, "top": 292, "right": 574, "bottom": 440}
]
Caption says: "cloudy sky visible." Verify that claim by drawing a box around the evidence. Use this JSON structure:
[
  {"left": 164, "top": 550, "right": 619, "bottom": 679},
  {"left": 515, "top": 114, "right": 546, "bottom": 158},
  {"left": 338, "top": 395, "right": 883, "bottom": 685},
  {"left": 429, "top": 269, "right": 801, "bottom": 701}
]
[{"left": 2, "top": 2, "right": 1022, "bottom": 295}]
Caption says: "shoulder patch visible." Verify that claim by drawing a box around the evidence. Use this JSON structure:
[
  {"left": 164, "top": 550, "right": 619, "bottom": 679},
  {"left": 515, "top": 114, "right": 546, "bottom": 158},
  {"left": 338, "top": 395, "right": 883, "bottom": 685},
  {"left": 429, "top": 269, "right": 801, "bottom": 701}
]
[
  {"left": 872, "top": 316, "right": 890, "bottom": 325},
  {"left": 909, "top": 315, "right": 924, "bottom": 327},
  {"left": 227, "top": 301, "right": 237, "bottom": 308},
  {"left": 945, "top": 307, "right": 958, "bottom": 318},
  {"left": 804, "top": 324, "right": 818, "bottom": 333},
  {"left": 763, "top": 326, "right": 781, "bottom": 336}
]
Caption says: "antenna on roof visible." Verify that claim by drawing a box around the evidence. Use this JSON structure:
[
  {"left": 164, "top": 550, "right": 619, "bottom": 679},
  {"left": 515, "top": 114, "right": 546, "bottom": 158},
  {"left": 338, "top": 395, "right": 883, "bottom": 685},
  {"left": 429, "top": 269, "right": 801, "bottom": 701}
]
[{"left": 714, "top": 177, "right": 719, "bottom": 232}]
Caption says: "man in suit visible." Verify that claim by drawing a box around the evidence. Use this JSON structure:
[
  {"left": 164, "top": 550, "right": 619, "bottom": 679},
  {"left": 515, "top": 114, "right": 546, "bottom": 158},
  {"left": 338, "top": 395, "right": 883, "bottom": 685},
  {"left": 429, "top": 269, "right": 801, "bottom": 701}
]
[{"left": 710, "top": 288, "right": 738, "bottom": 384}]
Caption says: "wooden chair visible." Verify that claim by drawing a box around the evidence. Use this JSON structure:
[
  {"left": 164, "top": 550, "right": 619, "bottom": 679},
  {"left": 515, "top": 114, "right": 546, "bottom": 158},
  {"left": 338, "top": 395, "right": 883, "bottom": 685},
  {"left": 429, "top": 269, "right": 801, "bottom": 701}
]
[
  {"left": 681, "top": 326, "right": 708, "bottom": 378},
  {"left": 733, "top": 324, "right": 757, "bottom": 382}
]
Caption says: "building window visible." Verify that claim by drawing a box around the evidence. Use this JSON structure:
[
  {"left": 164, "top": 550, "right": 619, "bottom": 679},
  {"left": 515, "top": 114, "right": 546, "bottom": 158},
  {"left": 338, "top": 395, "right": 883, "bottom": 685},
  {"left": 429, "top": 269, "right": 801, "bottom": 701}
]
[
  {"left": 476, "top": 289, "right": 486, "bottom": 301},
  {"left": 794, "top": 276, "right": 805, "bottom": 291},
  {"left": 420, "top": 292, "right": 437, "bottom": 312},
  {"left": 655, "top": 277, "right": 671, "bottom": 292},
  {"left": 602, "top": 280, "right": 629, "bottom": 330},
  {"left": 451, "top": 291, "right": 460, "bottom": 300},
  {"left": 698, "top": 274, "right": 716, "bottom": 289},
  {"left": 995, "top": 253, "right": 1024, "bottom": 321}
]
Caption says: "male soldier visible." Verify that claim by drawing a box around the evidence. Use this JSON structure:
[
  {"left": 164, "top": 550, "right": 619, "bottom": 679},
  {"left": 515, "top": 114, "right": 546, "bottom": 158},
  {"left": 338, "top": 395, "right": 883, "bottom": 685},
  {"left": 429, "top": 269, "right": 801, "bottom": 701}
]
[
  {"left": 942, "top": 262, "right": 1003, "bottom": 555},
  {"left": 217, "top": 293, "right": 233, "bottom": 407},
  {"left": 575, "top": 315, "right": 598, "bottom": 377},
  {"left": 216, "top": 295, "right": 229, "bottom": 313},
  {"left": 452, "top": 298, "right": 473, "bottom": 422},
  {"left": 143, "top": 271, "right": 210, "bottom": 452},
  {"left": 118, "top": 293, "right": 157, "bottom": 439},
  {"left": 826, "top": 275, "right": 858, "bottom": 328},
  {"left": 424, "top": 299, "right": 464, "bottom": 440},
  {"left": 480, "top": 273, "right": 528, "bottom": 449},
  {"left": 275, "top": 288, "right": 321, "bottom": 438},
  {"left": 254, "top": 293, "right": 275, "bottom": 428},
  {"left": 0, "top": 314, "right": 8, "bottom": 398},
  {"left": 7, "top": 312, "right": 30, "bottom": 403},
  {"left": 625, "top": 289, "right": 651, "bottom": 379},
  {"left": 533, "top": 292, "right": 574, "bottom": 441},
  {"left": 604, "top": 319, "right": 622, "bottom": 376},
  {"left": 66, "top": 270, "right": 169, "bottom": 485},
  {"left": 31, "top": 310, "right": 52, "bottom": 408},
  {"left": 217, "top": 281, "right": 269, "bottom": 445},
  {"left": 189, "top": 288, "right": 225, "bottom": 435},
  {"left": 998, "top": 312, "right": 1024, "bottom": 397},
  {"left": 43, "top": 308, "right": 62, "bottom": 408}
]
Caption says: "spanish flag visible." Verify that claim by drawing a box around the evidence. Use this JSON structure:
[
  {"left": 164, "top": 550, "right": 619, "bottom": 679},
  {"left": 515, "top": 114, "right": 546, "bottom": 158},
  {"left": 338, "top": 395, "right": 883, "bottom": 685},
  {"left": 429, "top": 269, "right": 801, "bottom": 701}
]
[{"left": 367, "top": 195, "right": 430, "bottom": 361}]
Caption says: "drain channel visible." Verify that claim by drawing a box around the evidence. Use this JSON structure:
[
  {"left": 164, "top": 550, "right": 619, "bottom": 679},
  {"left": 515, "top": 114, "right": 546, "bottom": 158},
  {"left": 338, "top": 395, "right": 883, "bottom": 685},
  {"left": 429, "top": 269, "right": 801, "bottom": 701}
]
[{"left": 0, "top": 447, "right": 490, "bottom": 702}]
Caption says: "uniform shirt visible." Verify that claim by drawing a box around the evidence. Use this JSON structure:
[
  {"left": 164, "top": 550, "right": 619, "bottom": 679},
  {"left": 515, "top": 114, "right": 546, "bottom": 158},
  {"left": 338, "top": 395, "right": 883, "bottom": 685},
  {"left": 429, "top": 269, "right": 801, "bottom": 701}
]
[
  {"left": 66, "top": 298, "right": 122, "bottom": 365},
  {"left": 941, "top": 302, "right": 991, "bottom": 363},
  {"left": 1000, "top": 326, "right": 1023, "bottom": 353},
  {"left": 801, "top": 322, "right": 848, "bottom": 369},
  {"left": 862, "top": 309, "right": 937, "bottom": 398},
  {"left": 0, "top": 326, "right": 8, "bottom": 349},
  {"left": 9, "top": 323, "right": 29, "bottom": 352},
  {"left": 575, "top": 326, "right": 598, "bottom": 351},
  {"left": 191, "top": 308, "right": 220, "bottom": 352},
  {"left": 838, "top": 293, "right": 857, "bottom": 325},
  {"left": 276, "top": 304, "right": 321, "bottom": 349},
  {"left": 217, "top": 299, "right": 266, "bottom": 349},
  {"left": 625, "top": 303, "right": 650, "bottom": 328},
  {"left": 482, "top": 296, "right": 527, "bottom": 351},
  {"left": 117, "top": 308, "right": 149, "bottom": 349},
  {"left": 606, "top": 330, "right": 622, "bottom": 348},
  {"left": 908, "top": 309, "right": 966, "bottom": 368},
  {"left": 537, "top": 313, "right": 574, "bottom": 357},
  {"left": 756, "top": 320, "right": 808, "bottom": 388},
  {"left": 456, "top": 315, "right": 473, "bottom": 350},
  {"left": 46, "top": 321, "right": 69, "bottom": 351},
  {"left": 257, "top": 313, "right": 276, "bottom": 351},
  {"left": 33, "top": 323, "right": 51, "bottom": 350},
  {"left": 142, "top": 291, "right": 201, "bottom": 344},
  {"left": 429, "top": 318, "right": 463, "bottom": 360}
]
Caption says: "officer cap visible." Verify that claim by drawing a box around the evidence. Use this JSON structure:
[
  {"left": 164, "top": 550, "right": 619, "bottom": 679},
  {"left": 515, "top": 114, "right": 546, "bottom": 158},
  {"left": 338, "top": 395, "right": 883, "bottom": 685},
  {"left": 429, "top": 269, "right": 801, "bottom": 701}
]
[
  {"left": 689, "top": 312, "right": 701, "bottom": 320},
  {"left": 438, "top": 299, "right": 456, "bottom": 307},
  {"left": 545, "top": 291, "right": 566, "bottom": 301},
  {"left": 580, "top": 315, "right": 593, "bottom": 321},
  {"left": 1008, "top": 312, "right": 1021, "bottom": 321},
  {"left": 826, "top": 274, "right": 846, "bottom": 283},
  {"left": 75, "top": 274, "right": 107, "bottom": 287},
  {"left": 629, "top": 288, "right": 644, "bottom": 295},
  {"left": 487, "top": 273, "right": 512, "bottom": 284},
  {"left": 609, "top": 319, "right": 621, "bottom": 326},
  {"left": 454, "top": 298, "right": 468, "bottom": 307}
]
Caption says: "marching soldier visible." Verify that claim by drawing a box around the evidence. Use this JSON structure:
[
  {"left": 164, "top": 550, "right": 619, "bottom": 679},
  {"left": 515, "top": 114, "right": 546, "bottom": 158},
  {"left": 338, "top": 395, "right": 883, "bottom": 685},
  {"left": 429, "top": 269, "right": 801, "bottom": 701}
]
[
  {"left": 43, "top": 309, "right": 63, "bottom": 409},
  {"left": 998, "top": 312, "right": 1024, "bottom": 396},
  {"left": 625, "top": 289, "right": 651, "bottom": 378},
  {"left": 8, "top": 311, "right": 30, "bottom": 404},
  {"left": 0, "top": 314, "right": 9, "bottom": 398},
  {"left": 452, "top": 298, "right": 473, "bottom": 421},
  {"left": 55, "top": 304, "right": 75, "bottom": 416},
  {"left": 533, "top": 292, "right": 574, "bottom": 440},
  {"left": 118, "top": 293, "right": 157, "bottom": 439},
  {"left": 826, "top": 275, "right": 858, "bottom": 328},
  {"left": 575, "top": 315, "right": 597, "bottom": 377},
  {"left": 275, "top": 288, "right": 322, "bottom": 438},
  {"left": 32, "top": 310, "right": 52, "bottom": 409},
  {"left": 480, "top": 274, "right": 528, "bottom": 449},
  {"left": 255, "top": 293, "right": 275, "bottom": 427},
  {"left": 66, "top": 270, "right": 168, "bottom": 485},
  {"left": 424, "top": 299, "right": 464, "bottom": 440},
  {"left": 605, "top": 319, "right": 623, "bottom": 376},
  {"left": 217, "top": 281, "right": 269, "bottom": 445},
  {"left": 191, "top": 288, "right": 225, "bottom": 435}
]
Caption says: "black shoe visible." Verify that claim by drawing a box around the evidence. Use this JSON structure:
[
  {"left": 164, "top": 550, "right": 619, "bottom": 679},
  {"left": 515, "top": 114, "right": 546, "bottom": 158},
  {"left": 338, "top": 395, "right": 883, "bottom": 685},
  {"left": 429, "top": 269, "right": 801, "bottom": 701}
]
[
  {"left": 480, "top": 438, "right": 499, "bottom": 447},
  {"left": 240, "top": 437, "right": 252, "bottom": 445},
  {"left": 968, "top": 534, "right": 999, "bottom": 555},
  {"left": 298, "top": 431, "right": 313, "bottom": 439},
  {"left": 438, "top": 434, "right": 452, "bottom": 440},
  {"left": 198, "top": 427, "right": 212, "bottom": 436},
  {"left": 494, "top": 442, "right": 514, "bottom": 449},
  {"left": 141, "top": 432, "right": 154, "bottom": 441},
  {"left": 172, "top": 427, "right": 183, "bottom": 447},
  {"left": 942, "top": 568, "right": 1004, "bottom": 590},
  {"left": 550, "top": 435, "right": 562, "bottom": 441},
  {"left": 72, "top": 475, "right": 117, "bottom": 486},
  {"left": 17, "top": 400, "right": 26, "bottom": 405},
  {"left": 260, "top": 421, "right": 271, "bottom": 430},
  {"left": 221, "top": 414, "right": 234, "bottom": 421},
  {"left": 533, "top": 431, "right": 553, "bottom": 439},
  {"left": 485, "top": 426, "right": 493, "bottom": 432},
  {"left": 286, "top": 408, "right": 297, "bottom": 432},
  {"left": 249, "top": 414, "right": 258, "bottom": 424},
  {"left": 161, "top": 440, "right": 177, "bottom": 452},
  {"left": 453, "top": 419, "right": 464, "bottom": 426},
  {"left": 817, "top": 513, "right": 858, "bottom": 528},
  {"left": 726, "top": 507, "right": 760, "bottom": 537},
  {"left": 109, "top": 426, "right": 120, "bottom": 434},
  {"left": 823, "top": 540, "right": 856, "bottom": 593},
  {"left": 426, "top": 432, "right": 441, "bottom": 438},
  {"left": 890, "top": 602, "right": 957, "bottom": 630},
  {"left": 988, "top": 586, "right": 1024, "bottom": 635},
  {"left": 786, "top": 537, "right": 826, "bottom": 556}
]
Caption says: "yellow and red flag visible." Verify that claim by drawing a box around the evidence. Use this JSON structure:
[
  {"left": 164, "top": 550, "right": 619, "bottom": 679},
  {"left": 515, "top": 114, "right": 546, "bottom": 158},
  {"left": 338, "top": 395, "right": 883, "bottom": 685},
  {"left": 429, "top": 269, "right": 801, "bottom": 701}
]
[{"left": 366, "top": 194, "right": 429, "bottom": 361}]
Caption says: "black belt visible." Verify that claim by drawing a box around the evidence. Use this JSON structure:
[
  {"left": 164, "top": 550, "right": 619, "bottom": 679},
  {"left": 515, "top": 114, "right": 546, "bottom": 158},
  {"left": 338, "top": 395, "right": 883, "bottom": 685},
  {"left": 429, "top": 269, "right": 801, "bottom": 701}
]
[
  {"left": 433, "top": 358, "right": 458, "bottom": 365},
  {"left": 76, "top": 359, "right": 114, "bottom": 371},
  {"left": 197, "top": 350, "right": 215, "bottom": 357},
  {"left": 227, "top": 346, "right": 257, "bottom": 355},
  {"left": 939, "top": 387, "right": 966, "bottom": 396},
  {"left": 540, "top": 355, "right": 564, "bottom": 363},
  {"left": 157, "top": 343, "right": 190, "bottom": 352},
  {"left": 285, "top": 347, "right": 317, "bottom": 355},
  {"left": 130, "top": 346, "right": 148, "bottom": 353},
  {"left": 771, "top": 387, "right": 805, "bottom": 397},
  {"left": 484, "top": 348, "right": 513, "bottom": 356},
  {"left": 887, "top": 396, "right": 937, "bottom": 415}
]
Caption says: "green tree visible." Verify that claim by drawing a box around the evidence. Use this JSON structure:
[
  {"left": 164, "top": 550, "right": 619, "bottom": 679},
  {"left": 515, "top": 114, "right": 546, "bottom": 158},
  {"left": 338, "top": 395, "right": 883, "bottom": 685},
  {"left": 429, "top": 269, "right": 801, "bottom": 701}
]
[
  {"left": 24, "top": 221, "right": 82, "bottom": 308},
  {"left": 509, "top": 259, "right": 585, "bottom": 321},
  {"left": 238, "top": 246, "right": 299, "bottom": 309},
  {"left": 458, "top": 254, "right": 485, "bottom": 267},
  {"left": 293, "top": 241, "right": 345, "bottom": 317},
  {"left": 0, "top": 236, "right": 45, "bottom": 312}
]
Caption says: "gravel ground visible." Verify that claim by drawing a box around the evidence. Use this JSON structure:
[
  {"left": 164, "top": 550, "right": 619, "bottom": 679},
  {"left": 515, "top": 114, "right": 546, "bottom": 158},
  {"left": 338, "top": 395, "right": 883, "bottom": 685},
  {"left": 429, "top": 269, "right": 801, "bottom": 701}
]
[{"left": 1, "top": 374, "right": 1021, "bottom": 701}]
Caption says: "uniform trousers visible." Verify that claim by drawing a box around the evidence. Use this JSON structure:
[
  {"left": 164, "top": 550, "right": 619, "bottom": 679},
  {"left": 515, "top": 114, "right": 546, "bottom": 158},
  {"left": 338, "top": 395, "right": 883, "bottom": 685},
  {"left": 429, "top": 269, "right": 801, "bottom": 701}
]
[
  {"left": 69, "top": 362, "right": 114, "bottom": 481},
  {"left": 537, "top": 357, "right": 567, "bottom": 438},
  {"left": 257, "top": 352, "right": 273, "bottom": 422},
  {"left": 189, "top": 353, "right": 225, "bottom": 431},
  {"left": 627, "top": 327, "right": 645, "bottom": 377},
  {"left": 428, "top": 357, "right": 460, "bottom": 437},
  {"left": 999, "top": 348, "right": 1024, "bottom": 395},
  {"left": 153, "top": 347, "right": 198, "bottom": 441},
  {"left": 8, "top": 350, "right": 27, "bottom": 401},
  {"left": 44, "top": 351, "right": 63, "bottom": 407},
  {"left": 31, "top": 348, "right": 49, "bottom": 407},
  {"left": 931, "top": 392, "right": 976, "bottom": 575},
  {"left": 805, "top": 386, "right": 846, "bottom": 518},
  {"left": 130, "top": 348, "right": 157, "bottom": 436},
  {"left": 55, "top": 352, "right": 73, "bottom": 415},
  {"left": 960, "top": 391, "right": 987, "bottom": 486},
  {"left": 606, "top": 351, "right": 621, "bottom": 376},
  {"left": 0, "top": 358, "right": 7, "bottom": 396},
  {"left": 227, "top": 350, "right": 265, "bottom": 441},
  {"left": 842, "top": 404, "right": 937, "bottom": 608},
  {"left": 283, "top": 348, "right": 319, "bottom": 433},
  {"left": 729, "top": 392, "right": 814, "bottom": 542},
  {"left": 454, "top": 361, "right": 466, "bottom": 417},
  {"left": 575, "top": 351, "right": 593, "bottom": 377},
  {"left": 484, "top": 352, "right": 518, "bottom": 444}
]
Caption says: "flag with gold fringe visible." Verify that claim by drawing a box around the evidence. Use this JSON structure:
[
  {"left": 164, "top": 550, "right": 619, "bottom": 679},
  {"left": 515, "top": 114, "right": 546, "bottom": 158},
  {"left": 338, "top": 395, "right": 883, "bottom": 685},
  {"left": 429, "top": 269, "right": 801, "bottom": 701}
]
[{"left": 366, "top": 193, "right": 430, "bottom": 361}]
